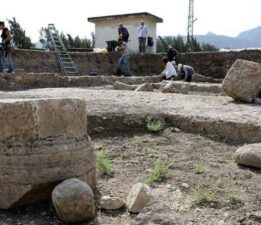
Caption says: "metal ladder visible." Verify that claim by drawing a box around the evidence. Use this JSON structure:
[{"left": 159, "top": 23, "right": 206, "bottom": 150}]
[{"left": 47, "top": 24, "right": 79, "bottom": 76}]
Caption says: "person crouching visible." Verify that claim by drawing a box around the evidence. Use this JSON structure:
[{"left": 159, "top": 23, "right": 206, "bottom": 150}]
[
  {"left": 177, "top": 64, "right": 195, "bottom": 82},
  {"left": 159, "top": 57, "right": 177, "bottom": 81}
]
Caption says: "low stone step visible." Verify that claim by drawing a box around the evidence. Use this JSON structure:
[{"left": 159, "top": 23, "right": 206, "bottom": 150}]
[{"left": 1, "top": 88, "right": 260, "bottom": 143}]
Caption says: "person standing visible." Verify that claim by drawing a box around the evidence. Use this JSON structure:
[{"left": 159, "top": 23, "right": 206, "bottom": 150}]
[
  {"left": 137, "top": 21, "right": 148, "bottom": 54},
  {"left": 116, "top": 40, "right": 131, "bottom": 76},
  {"left": 0, "top": 21, "right": 14, "bottom": 73},
  {"left": 118, "top": 24, "right": 129, "bottom": 43},
  {"left": 167, "top": 44, "right": 179, "bottom": 62}
]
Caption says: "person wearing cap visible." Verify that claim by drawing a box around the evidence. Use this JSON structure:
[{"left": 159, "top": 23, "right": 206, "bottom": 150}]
[
  {"left": 137, "top": 21, "right": 148, "bottom": 54},
  {"left": 118, "top": 24, "right": 129, "bottom": 43},
  {"left": 159, "top": 57, "right": 177, "bottom": 80},
  {"left": 116, "top": 39, "right": 131, "bottom": 76},
  {"left": 177, "top": 64, "right": 195, "bottom": 82}
]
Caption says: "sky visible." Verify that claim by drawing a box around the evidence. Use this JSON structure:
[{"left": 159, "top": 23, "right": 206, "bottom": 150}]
[{"left": 1, "top": 0, "right": 261, "bottom": 42}]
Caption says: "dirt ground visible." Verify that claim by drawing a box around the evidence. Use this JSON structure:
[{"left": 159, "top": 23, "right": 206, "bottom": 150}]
[{"left": 0, "top": 128, "right": 260, "bottom": 225}]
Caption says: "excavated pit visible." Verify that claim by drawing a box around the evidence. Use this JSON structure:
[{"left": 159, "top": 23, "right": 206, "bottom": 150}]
[{"left": 0, "top": 52, "right": 261, "bottom": 224}]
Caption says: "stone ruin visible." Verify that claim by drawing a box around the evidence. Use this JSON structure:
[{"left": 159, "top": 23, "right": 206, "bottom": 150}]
[
  {"left": 0, "top": 49, "right": 261, "bottom": 223},
  {"left": 0, "top": 98, "right": 96, "bottom": 209}
]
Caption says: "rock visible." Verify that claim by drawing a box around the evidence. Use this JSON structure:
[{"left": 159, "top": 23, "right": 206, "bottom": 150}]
[
  {"left": 134, "top": 201, "right": 186, "bottom": 225},
  {"left": 254, "top": 97, "right": 261, "bottom": 104},
  {"left": 113, "top": 81, "right": 137, "bottom": 90},
  {"left": 118, "top": 75, "right": 160, "bottom": 85},
  {"left": 234, "top": 143, "right": 261, "bottom": 168},
  {"left": 127, "top": 183, "right": 152, "bottom": 213},
  {"left": 135, "top": 83, "right": 154, "bottom": 92},
  {"left": 100, "top": 196, "right": 126, "bottom": 210},
  {"left": 222, "top": 59, "right": 261, "bottom": 102},
  {"left": 193, "top": 73, "right": 223, "bottom": 83},
  {"left": 0, "top": 98, "right": 96, "bottom": 209},
  {"left": 189, "top": 82, "right": 223, "bottom": 94},
  {"left": 160, "top": 81, "right": 189, "bottom": 94},
  {"left": 181, "top": 183, "right": 190, "bottom": 189},
  {"left": 52, "top": 178, "right": 95, "bottom": 223},
  {"left": 239, "top": 211, "right": 261, "bottom": 224}
]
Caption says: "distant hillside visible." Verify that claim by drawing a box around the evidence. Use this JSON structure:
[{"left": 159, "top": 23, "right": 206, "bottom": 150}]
[
  {"left": 237, "top": 26, "right": 261, "bottom": 45},
  {"left": 194, "top": 31, "right": 261, "bottom": 49}
]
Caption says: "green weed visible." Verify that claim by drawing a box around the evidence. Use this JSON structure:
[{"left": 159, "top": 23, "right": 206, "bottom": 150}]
[
  {"left": 145, "top": 158, "right": 171, "bottom": 184},
  {"left": 192, "top": 186, "right": 214, "bottom": 205},
  {"left": 146, "top": 116, "right": 164, "bottom": 133},
  {"left": 161, "top": 128, "right": 172, "bottom": 139},
  {"left": 194, "top": 163, "right": 205, "bottom": 174},
  {"left": 96, "top": 149, "right": 113, "bottom": 175},
  {"left": 227, "top": 195, "right": 241, "bottom": 205}
]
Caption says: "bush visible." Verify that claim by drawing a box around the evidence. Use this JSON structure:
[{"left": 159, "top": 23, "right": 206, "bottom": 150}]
[
  {"left": 145, "top": 158, "right": 171, "bottom": 184},
  {"left": 194, "top": 163, "right": 204, "bottom": 174},
  {"left": 227, "top": 195, "right": 241, "bottom": 205},
  {"left": 96, "top": 149, "right": 113, "bottom": 175},
  {"left": 192, "top": 187, "right": 214, "bottom": 205},
  {"left": 146, "top": 117, "right": 164, "bottom": 133},
  {"left": 161, "top": 128, "right": 172, "bottom": 139}
]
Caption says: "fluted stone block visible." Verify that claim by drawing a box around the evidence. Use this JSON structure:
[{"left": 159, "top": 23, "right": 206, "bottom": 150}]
[{"left": 0, "top": 98, "right": 96, "bottom": 209}]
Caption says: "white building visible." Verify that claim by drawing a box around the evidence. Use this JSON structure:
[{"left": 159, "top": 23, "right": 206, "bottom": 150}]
[{"left": 88, "top": 12, "right": 163, "bottom": 53}]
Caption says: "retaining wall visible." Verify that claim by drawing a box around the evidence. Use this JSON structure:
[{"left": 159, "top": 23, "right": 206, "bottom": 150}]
[{"left": 8, "top": 49, "right": 261, "bottom": 78}]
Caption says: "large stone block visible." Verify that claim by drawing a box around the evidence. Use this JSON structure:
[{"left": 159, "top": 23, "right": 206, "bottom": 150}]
[
  {"left": 222, "top": 59, "right": 261, "bottom": 102},
  {"left": 0, "top": 98, "right": 96, "bottom": 209}
]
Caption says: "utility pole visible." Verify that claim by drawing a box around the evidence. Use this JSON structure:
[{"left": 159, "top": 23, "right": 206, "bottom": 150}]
[{"left": 187, "top": 0, "right": 197, "bottom": 51}]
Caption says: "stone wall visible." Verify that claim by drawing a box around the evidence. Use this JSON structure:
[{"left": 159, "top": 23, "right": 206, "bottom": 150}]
[{"left": 9, "top": 49, "right": 261, "bottom": 78}]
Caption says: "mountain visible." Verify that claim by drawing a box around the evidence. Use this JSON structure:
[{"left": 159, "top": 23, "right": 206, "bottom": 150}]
[
  {"left": 237, "top": 26, "right": 261, "bottom": 45},
  {"left": 192, "top": 26, "right": 261, "bottom": 49}
]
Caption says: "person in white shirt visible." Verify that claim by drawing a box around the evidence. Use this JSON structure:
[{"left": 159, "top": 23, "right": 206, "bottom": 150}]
[
  {"left": 159, "top": 57, "right": 177, "bottom": 80},
  {"left": 137, "top": 21, "right": 148, "bottom": 54}
]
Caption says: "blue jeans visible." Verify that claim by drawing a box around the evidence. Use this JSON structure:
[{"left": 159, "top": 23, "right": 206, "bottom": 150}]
[
  {"left": 0, "top": 50, "right": 14, "bottom": 73},
  {"left": 117, "top": 55, "right": 131, "bottom": 76}
]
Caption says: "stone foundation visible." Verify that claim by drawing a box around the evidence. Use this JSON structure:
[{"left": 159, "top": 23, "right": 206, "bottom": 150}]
[
  {"left": 1, "top": 89, "right": 261, "bottom": 144},
  {"left": 0, "top": 73, "right": 160, "bottom": 90}
]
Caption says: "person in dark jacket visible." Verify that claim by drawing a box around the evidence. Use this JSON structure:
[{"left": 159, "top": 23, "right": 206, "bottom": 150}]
[
  {"left": 118, "top": 24, "right": 129, "bottom": 43},
  {"left": 0, "top": 21, "right": 14, "bottom": 73},
  {"left": 167, "top": 44, "right": 179, "bottom": 62}
]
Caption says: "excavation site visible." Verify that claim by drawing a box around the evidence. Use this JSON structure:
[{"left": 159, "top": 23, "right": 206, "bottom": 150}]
[{"left": 0, "top": 48, "right": 261, "bottom": 225}]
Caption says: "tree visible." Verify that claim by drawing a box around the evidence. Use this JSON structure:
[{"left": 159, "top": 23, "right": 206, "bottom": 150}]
[
  {"left": 81, "top": 38, "right": 92, "bottom": 48},
  {"left": 67, "top": 34, "right": 74, "bottom": 47},
  {"left": 64, "top": 34, "right": 92, "bottom": 48},
  {"left": 60, "top": 32, "right": 69, "bottom": 48},
  {"left": 91, "top": 32, "right": 95, "bottom": 48},
  {"left": 157, "top": 35, "right": 187, "bottom": 53},
  {"left": 189, "top": 37, "right": 202, "bottom": 52},
  {"left": 7, "top": 17, "right": 33, "bottom": 49},
  {"left": 201, "top": 43, "right": 219, "bottom": 52},
  {"left": 73, "top": 36, "right": 82, "bottom": 48},
  {"left": 174, "top": 35, "right": 187, "bottom": 52},
  {"left": 157, "top": 35, "right": 219, "bottom": 53}
]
